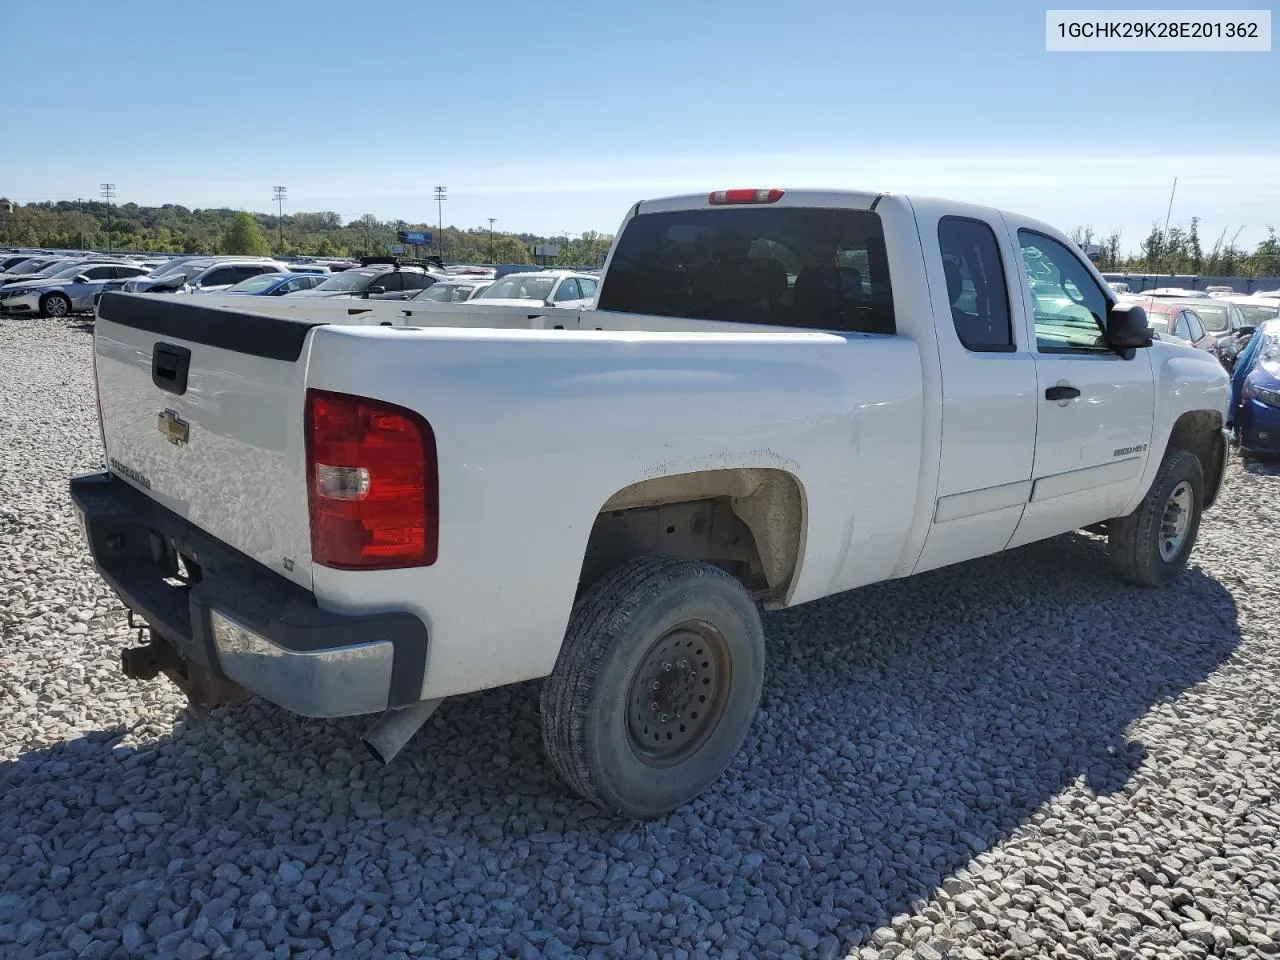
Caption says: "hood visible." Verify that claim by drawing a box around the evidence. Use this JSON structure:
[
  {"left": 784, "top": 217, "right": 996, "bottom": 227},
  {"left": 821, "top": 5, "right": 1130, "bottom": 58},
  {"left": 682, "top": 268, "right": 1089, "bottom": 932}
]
[
  {"left": 467, "top": 297, "right": 557, "bottom": 308},
  {"left": 0, "top": 277, "right": 60, "bottom": 292}
]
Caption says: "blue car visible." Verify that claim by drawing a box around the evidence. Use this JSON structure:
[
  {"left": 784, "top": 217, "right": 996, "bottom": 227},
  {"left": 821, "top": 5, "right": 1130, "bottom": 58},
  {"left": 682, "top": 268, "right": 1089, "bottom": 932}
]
[
  {"left": 1230, "top": 317, "right": 1280, "bottom": 455},
  {"left": 211, "top": 272, "right": 328, "bottom": 296}
]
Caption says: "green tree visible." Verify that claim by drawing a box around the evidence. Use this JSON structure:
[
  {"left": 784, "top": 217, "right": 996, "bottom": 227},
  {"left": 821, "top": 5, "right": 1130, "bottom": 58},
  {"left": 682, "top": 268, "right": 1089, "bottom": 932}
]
[{"left": 221, "top": 211, "right": 272, "bottom": 256}]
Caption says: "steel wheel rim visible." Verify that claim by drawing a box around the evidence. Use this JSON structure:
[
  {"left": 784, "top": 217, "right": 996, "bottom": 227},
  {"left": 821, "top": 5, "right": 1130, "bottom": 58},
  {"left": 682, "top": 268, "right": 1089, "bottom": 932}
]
[
  {"left": 626, "top": 620, "right": 732, "bottom": 767},
  {"left": 46, "top": 296, "right": 68, "bottom": 317},
  {"left": 1158, "top": 480, "right": 1193, "bottom": 562}
]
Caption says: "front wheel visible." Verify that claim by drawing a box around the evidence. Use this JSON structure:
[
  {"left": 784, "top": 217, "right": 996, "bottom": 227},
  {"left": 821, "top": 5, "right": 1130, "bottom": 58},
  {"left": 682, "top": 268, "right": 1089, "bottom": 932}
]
[
  {"left": 1108, "top": 449, "right": 1204, "bottom": 587},
  {"left": 540, "top": 556, "right": 765, "bottom": 818},
  {"left": 41, "top": 293, "right": 72, "bottom": 318}
]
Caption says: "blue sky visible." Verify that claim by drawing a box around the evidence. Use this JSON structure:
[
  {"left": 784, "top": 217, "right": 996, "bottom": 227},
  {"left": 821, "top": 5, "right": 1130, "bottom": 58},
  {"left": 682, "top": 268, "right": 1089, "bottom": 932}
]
[{"left": 3, "top": 0, "right": 1277, "bottom": 249}]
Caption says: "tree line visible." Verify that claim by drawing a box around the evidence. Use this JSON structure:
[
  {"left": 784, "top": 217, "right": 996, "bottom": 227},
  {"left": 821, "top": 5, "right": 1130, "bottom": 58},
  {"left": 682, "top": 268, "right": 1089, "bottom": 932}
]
[
  {"left": 0, "top": 199, "right": 615, "bottom": 267},
  {"left": 1069, "top": 218, "right": 1280, "bottom": 277}
]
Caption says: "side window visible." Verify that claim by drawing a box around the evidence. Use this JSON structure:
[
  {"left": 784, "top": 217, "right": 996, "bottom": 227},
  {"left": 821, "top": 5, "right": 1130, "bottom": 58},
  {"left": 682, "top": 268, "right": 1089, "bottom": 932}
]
[
  {"left": 1017, "top": 231, "right": 1110, "bottom": 352},
  {"left": 402, "top": 273, "right": 432, "bottom": 290},
  {"left": 554, "top": 278, "right": 583, "bottom": 301},
  {"left": 232, "top": 266, "right": 263, "bottom": 283},
  {"left": 84, "top": 266, "right": 116, "bottom": 280},
  {"left": 578, "top": 277, "right": 598, "bottom": 298},
  {"left": 937, "top": 216, "right": 1013, "bottom": 352},
  {"left": 378, "top": 272, "right": 404, "bottom": 291},
  {"left": 201, "top": 268, "right": 236, "bottom": 287},
  {"left": 117, "top": 266, "right": 147, "bottom": 278}
]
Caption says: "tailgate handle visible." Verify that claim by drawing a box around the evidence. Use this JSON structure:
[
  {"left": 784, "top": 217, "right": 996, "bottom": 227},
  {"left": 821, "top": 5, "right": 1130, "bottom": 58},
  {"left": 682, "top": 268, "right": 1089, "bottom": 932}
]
[{"left": 152, "top": 342, "right": 191, "bottom": 395}]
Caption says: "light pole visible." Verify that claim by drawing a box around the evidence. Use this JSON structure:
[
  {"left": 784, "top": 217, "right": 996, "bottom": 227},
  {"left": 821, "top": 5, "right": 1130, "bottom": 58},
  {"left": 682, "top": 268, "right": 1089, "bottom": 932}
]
[
  {"left": 488, "top": 218, "right": 496, "bottom": 263},
  {"left": 273, "top": 186, "right": 287, "bottom": 252},
  {"left": 433, "top": 186, "right": 446, "bottom": 258},
  {"left": 100, "top": 183, "right": 116, "bottom": 253}
]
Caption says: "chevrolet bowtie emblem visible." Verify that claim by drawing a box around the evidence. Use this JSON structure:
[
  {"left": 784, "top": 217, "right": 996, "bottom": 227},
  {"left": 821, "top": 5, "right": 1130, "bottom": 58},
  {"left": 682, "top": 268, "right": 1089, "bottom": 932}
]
[{"left": 157, "top": 409, "right": 190, "bottom": 446}]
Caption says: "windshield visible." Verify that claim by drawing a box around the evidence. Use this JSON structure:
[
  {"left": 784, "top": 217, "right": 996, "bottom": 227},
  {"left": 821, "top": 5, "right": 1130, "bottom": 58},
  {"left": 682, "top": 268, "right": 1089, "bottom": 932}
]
[
  {"left": 312, "top": 270, "right": 377, "bottom": 292},
  {"left": 226, "top": 274, "right": 281, "bottom": 293},
  {"left": 414, "top": 282, "right": 481, "bottom": 302},
  {"left": 475, "top": 276, "right": 556, "bottom": 301},
  {"left": 1238, "top": 302, "right": 1280, "bottom": 326},
  {"left": 1190, "top": 303, "right": 1229, "bottom": 332},
  {"left": 34, "top": 260, "right": 84, "bottom": 278},
  {"left": 147, "top": 259, "right": 194, "bottom": 278},
  {"left": 1147, "top": 315, "right": 1171, "bottom": 333},
  {"left": 5, "top": 258, "right": 52, "bottom": 275}
]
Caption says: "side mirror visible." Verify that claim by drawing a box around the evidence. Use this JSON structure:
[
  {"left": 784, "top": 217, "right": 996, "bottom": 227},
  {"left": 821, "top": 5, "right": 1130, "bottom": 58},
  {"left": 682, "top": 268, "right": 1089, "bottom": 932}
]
[
  {"left": 1105, "top": 302, "right": 1153, "bottom": 349},
  {"left": 367, "top": 286, "right": 385, "bottom": 296},
  {"left": 73, "top": 274, "right": 90, "bottom": 284}
]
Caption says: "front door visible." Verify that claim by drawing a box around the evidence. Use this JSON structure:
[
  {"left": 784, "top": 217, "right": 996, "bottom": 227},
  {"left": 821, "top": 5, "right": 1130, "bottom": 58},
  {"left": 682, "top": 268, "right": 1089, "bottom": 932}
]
[{"left": 1005, "top": 228, "right": 1155, "bottom": 549}]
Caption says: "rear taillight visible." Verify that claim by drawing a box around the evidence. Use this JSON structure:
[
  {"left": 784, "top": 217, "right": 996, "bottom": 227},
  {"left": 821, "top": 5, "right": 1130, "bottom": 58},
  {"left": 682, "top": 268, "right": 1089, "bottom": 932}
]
[
  {"left": 305, "top": 388, "right": 438, "bottom": 570},
  {"left": 708, "top": 188, "right": 785, "bottom": 205}
]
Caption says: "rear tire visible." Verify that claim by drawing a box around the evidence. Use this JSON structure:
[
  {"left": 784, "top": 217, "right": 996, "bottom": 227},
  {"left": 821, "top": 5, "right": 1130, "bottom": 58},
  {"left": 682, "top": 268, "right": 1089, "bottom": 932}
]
[
  {"left": 540, "top": 556, "right": 765, "bottom": 818},
  {"left": 41, "top": 293, "right": 71, "bottom": 318},
  {"left": 1108, "top": 449, "right": 1204, "bottom": 587}
]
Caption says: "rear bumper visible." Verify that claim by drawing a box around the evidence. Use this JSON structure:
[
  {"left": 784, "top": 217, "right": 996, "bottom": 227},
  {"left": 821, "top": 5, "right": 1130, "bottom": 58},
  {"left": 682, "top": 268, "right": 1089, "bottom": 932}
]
[{"left": 69, "top": 471, "right": 429, "bottom": 717}]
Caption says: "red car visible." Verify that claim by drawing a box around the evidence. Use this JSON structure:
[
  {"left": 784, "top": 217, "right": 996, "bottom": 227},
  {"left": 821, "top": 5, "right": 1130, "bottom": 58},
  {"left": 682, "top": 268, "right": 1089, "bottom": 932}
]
[{"left": 1122, "top": 296, "right": 1223, "bottom": 361}]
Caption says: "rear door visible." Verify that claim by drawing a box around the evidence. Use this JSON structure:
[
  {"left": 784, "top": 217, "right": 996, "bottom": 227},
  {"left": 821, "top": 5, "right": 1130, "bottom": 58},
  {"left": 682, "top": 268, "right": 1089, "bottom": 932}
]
[
  {"left": 1004, "top": 227, "right": 1155, "bottom": 549},
  {"left": 912, "top": 209, "right": 1039, "bottom": 573},
  {"left": 93, "top": 294, "right": 320, "bottom": 589}
]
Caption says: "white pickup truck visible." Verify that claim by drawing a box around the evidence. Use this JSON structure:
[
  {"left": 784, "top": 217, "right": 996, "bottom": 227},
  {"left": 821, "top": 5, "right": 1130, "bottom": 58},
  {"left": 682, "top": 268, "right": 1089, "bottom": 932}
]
[{"left": 72, "top": 188, "right": 1230, "bottom": 818}]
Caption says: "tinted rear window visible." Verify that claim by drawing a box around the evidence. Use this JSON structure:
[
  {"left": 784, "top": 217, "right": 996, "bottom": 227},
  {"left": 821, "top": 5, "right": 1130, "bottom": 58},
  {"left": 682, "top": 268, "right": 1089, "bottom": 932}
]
[{"left": 597, "top": 207, "right": 895, "bottom": 334}]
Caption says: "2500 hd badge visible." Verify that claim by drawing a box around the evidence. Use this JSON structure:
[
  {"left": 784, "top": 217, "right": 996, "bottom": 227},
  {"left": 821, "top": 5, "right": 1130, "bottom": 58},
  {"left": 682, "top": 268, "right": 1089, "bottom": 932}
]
[{"left": 108, "top": 458, "right": 152, "bottom": 490}]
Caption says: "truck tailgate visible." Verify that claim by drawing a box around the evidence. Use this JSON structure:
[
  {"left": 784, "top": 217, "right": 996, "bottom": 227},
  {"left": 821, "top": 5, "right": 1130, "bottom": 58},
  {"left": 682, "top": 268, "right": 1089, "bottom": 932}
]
[{"left": 93, "top": 293, "right": 320, "bottom": 590}]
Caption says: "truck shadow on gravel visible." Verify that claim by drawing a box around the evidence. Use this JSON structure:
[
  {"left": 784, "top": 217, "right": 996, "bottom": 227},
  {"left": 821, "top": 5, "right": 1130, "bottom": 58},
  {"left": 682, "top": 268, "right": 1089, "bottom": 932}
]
[{"left": 0, "top": 532, "right": 1241, "bottom": 959}]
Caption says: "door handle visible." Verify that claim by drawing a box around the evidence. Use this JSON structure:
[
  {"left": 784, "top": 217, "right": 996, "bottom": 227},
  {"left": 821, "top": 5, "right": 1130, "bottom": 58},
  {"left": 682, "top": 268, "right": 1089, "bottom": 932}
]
[{"left": 1045, "top": 385, "right": 1081, "bottom": 401}]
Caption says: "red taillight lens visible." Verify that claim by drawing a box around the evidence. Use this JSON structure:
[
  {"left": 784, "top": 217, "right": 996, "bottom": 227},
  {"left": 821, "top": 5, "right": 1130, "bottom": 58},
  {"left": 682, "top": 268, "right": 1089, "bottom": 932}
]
[
  {"left": 708, "top": 188, "right": 785, "bottom": 205},
  {"left": 305, "top": 388, "right": 438, "bottom": 570}
]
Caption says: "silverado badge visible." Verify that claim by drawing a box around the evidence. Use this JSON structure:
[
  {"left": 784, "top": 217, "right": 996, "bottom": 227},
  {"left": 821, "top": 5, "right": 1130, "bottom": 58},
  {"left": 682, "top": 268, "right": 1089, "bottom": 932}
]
[{"left": 157, "top": 409, "right": 190, "bottom": 446}]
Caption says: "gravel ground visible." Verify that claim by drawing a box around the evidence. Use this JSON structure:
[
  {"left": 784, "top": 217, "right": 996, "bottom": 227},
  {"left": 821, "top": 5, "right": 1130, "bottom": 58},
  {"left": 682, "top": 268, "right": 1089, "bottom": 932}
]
[{"left": 2, "top": 316, "right": 1279, "bottom": 960}]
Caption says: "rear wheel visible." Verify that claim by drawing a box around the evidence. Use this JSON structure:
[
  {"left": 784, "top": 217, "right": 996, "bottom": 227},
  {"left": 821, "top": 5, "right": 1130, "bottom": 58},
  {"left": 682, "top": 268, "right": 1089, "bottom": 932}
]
[
  {"left": 1108, "top": 449, "right": 1204, "bottom": 587},
  {"left": 41, "top": 293, "right": 71, "bottom": 318},
  {"left": 540, "top": 556, "right": 765, "bottom": 818}
]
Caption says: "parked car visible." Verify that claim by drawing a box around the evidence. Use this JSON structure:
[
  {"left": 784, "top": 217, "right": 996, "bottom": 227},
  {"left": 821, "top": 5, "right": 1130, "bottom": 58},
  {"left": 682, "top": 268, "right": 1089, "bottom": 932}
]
[
  {"left": 118, "top": 256, "right": 282, "bottom": 295},
  {"left": 468, "top": 270, "right": 598, "bottom": 309},
  {"left": 1129, "top": 296, "right": 1253, "bottom": 367},
  {"left": 283, "top": 260, "right": 442, "bottom": 300},
  {"left": 203, "top": 271, "right": 328, "bottom": 297},
  {"left": 0, "top": 257, "right": 73, "bottom": 287},
  {"left": 409, "top": 279, "right": 493, "bottom": 302},
  {"left": 1204, "top": 285, "right": 1236, "bottom": 296},
  {"left": 1229, "top": 317, "right": 1280, "bottom": 455},
  {"left": 1220, "top": 295, "right": 1280, "bottom": 337},
  {"left": 0, "top": 261, "right": 152, "bottom": 317},
  {"left": 156, "top": 259, "right": 289, "bottom": 294},
  {"left": 73, "top": 187, "right": 1229, "bottom": 819}
]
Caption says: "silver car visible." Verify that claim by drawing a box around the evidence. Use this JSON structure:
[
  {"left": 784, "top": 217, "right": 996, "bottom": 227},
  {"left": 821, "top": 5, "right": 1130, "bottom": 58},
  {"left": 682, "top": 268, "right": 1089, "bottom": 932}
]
[{"left": 0, "top": 261, "right": 152, "bottom": 317}]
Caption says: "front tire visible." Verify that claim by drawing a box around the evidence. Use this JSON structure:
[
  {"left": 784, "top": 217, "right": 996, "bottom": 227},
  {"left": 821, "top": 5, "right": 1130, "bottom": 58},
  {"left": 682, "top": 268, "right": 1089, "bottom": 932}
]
[
  {"left": 1108, "top": 449, "right": 1204, "bottom": 587},
  {"left": 540, "top": 556, "right": 765, "bottom": 818},
  {"left": 41, "top": 293, "right": 72, "bottom": 318}
]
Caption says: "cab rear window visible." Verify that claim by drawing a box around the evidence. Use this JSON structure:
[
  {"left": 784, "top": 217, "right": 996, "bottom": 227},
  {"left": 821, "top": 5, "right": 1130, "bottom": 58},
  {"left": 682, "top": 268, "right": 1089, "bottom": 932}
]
[{"left": 597, "top": 207, "right": 895, "bottom": 334}]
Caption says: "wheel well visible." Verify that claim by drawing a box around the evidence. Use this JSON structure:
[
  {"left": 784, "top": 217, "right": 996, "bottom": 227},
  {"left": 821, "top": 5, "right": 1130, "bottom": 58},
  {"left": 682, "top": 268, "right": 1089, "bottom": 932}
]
[
  {"left": 578, "top": 469, "right": 804, "bottom": 603},
  {"left": 1165, "top": 410, "right": 1224, "bottom": 507}
]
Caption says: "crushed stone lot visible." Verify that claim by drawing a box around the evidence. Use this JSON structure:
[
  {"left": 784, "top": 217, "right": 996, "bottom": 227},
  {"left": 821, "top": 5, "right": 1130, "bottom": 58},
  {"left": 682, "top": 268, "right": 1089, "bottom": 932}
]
[{"left": 2, "top": 316, "right": 1279, "bottom": 960}]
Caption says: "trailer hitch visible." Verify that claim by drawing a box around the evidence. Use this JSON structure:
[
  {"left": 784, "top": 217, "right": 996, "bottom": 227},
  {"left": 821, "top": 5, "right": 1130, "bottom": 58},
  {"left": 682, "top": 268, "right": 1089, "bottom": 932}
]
[{"left": 120, "top": 628, "right": 182, "bottom": 681}]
